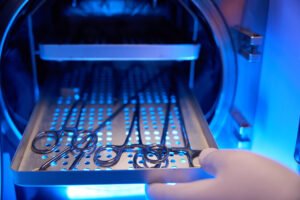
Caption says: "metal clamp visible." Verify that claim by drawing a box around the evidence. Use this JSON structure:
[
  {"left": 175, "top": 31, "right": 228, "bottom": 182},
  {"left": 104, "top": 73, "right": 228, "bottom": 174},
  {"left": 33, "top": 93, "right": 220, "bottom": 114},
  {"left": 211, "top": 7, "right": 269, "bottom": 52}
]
[
  {"left": 231, "top": 108, "right": 252, "bottom": 142},
  {"left": 234, "top": 26, "right": 263, "bottom": 63}
]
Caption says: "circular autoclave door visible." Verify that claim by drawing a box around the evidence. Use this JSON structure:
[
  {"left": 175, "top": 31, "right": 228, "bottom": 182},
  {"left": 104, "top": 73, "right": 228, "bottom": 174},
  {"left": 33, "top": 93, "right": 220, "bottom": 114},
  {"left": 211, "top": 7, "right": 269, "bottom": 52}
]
[{"left": 0, "top": 0, "right": 236, "bottom": 143}]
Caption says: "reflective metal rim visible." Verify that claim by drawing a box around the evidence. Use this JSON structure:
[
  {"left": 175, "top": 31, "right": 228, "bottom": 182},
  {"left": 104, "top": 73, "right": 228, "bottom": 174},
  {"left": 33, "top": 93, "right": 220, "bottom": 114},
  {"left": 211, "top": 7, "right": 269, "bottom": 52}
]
[
  {"left": 0, "top": 0, "right": 30, "bottom": 141},
  {"left": 192, "top": 0, "right": 237, "bottom": 138},
  {"left": 0, "top": 0, "right": 237, "bottom": 142}
]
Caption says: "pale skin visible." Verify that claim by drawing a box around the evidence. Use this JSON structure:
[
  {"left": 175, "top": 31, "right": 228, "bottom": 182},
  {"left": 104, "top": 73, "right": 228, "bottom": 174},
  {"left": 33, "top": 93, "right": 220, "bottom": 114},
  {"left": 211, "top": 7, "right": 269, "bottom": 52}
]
[{"left": 146, "top": 148, "right": 300, "bottom": 200}]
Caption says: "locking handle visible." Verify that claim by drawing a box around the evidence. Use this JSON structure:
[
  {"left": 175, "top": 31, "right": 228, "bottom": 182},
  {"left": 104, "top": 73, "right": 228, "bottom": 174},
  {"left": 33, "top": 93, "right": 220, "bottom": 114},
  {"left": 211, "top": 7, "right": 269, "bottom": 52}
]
[{"left": 234, "top": 26, "right": 263, "bottom": 63}]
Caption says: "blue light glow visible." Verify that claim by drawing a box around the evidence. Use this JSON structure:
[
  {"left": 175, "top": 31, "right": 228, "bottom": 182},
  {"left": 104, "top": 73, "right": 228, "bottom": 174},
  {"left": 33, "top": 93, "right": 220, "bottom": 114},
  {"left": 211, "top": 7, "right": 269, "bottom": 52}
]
[
  {"left": 66, "top": 184, "right": 145, "bottom": 199},
  {"left": 252, "top": 1, "right": 300, "bottom": 172},
  {"left": 0, "top": 0, "right": 29, "bottom": 141},
  {"left": 166, "top": 183, "right": 177, "bottom": 186}
]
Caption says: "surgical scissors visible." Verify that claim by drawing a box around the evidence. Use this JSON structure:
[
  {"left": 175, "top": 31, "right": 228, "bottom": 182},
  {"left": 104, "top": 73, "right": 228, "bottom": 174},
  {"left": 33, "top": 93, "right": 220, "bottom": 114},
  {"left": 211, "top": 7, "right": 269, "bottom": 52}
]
[
  {"left": 39, "top": 130, "right": 97, "bottom": 170},
  {"left": 133, "top": 77, "right": 173, "bottom": 168},
  {"left": 32, "top": 68, "right": 99, "bottom": 170},
  {"left": 37, "top": 68, "right": 166, "bottom": 170},
  {"left": 94, "top": 72, "right": 172, "bottom": 168},
  {"left": 93, "top": 98, "right": 144, "bottom": 168},
  {"left": 31, "top": 70, "right": 92, "bottom": 155}
]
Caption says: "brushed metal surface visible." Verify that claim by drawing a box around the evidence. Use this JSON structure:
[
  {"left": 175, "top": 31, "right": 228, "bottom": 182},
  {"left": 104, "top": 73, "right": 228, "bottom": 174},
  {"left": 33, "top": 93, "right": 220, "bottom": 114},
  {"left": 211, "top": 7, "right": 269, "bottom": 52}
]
[{"left": 12, "top": 66, "right": 216, "bottom": 185}]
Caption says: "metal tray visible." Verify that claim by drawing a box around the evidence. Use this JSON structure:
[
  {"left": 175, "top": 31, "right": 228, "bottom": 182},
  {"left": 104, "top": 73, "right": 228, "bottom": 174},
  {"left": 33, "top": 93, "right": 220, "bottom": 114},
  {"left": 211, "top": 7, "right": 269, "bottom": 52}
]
[{"left": 11, "top": 66, "right": 216, "bottom": 186}]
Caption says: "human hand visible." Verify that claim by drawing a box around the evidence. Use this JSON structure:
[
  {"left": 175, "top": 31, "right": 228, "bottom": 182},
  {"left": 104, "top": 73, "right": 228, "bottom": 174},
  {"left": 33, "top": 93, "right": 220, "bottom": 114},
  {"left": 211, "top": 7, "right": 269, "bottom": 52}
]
[{"left": 146, "top": 148, "right": 300, "bottom": 200}]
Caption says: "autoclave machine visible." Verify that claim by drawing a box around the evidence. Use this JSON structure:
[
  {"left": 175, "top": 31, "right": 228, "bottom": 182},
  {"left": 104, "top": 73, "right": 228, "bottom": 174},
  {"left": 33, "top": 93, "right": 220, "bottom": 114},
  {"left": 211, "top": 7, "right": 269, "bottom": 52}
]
[{"left": 1, "top": 0, "right": 298, "bottom": 199}]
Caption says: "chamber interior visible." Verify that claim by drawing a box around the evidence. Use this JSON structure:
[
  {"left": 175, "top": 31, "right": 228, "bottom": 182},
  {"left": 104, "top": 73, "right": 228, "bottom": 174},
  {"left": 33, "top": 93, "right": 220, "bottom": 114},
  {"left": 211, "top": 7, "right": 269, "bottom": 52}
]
[{"left": 0, "top": 0, "right": 222, "bottom": 134}]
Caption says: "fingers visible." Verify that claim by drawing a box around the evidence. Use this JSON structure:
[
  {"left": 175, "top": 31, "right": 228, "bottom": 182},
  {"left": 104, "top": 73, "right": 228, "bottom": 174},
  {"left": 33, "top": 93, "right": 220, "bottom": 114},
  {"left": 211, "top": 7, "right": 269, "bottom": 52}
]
[{"left": 146, "top": 179, "right": 219, "bottom": 200}]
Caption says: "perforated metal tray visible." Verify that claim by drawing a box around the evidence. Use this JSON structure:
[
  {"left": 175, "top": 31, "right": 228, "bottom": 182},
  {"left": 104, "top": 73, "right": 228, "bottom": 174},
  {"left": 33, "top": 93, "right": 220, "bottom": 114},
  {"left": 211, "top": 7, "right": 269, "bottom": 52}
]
[{"left": 11, "top": 66, "right": 216, "bottom": 186}]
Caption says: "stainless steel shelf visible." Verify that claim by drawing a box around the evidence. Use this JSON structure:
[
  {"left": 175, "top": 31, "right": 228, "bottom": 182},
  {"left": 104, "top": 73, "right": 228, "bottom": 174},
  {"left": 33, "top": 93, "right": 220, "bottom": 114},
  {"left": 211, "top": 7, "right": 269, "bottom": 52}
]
[{"left": 39, "top": 44, "right": 201, "bottom": 61}]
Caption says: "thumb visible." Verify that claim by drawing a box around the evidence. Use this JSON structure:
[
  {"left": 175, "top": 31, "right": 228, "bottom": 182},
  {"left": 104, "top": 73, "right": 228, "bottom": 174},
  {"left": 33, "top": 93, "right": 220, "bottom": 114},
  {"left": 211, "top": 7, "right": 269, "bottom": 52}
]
[{"left": 199, "top": 148, "right": 231, "bottom": 176}]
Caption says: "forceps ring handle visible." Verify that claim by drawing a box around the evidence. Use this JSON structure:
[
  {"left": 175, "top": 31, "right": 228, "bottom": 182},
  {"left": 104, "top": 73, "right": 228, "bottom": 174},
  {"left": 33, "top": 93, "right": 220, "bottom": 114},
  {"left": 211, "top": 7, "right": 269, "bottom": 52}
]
[
  {"left": 31, "top": 131, "right": 61, "bottom": 154},
  {"left": 93, "top": 145, "right": 123, "bottom": 167}
]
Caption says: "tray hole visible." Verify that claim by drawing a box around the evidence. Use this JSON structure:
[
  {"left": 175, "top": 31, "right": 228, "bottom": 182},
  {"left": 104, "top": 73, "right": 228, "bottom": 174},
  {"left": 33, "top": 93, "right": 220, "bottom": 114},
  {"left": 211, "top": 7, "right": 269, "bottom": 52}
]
[
  {"left": 97, "top": 143, "right": 102, "bottom": 146},
  {"left": 128, "top": 160, "right": 133, "bottom": 164},
  {"left": 107, "top": 154, "right": 113, "bottom": 159},
  {"left": 107, "top": 132, "right": 112, "bottom": 136},
  {"left": 85, "top": 161, "right": 90, "bottom": 165},
  {"left": 41, "top": 155, "right": 48, "bottom": 160},
  {"left": 63, "top": 161, "right": 68, "bottom": 166},
  {"left": 127, "top": 154, "right": 133, "bottom": 158},
  {"left": 172, "top": 130, "right": 178, "bottom": 135},
  {"left": 97, "top": 132, "right": 103, "bottom": 136},
  {"left": 45, "top": 143, "right": 52, "bottom": 147},
  {"left": 50, "top": 161, "right": 57, "bottom": 167},
  {"left": 179, "top": 152, "right": 185, "bottom": 156},
  {"left": 147, "top": 153, "right": 154, "bottom": 158},
  {"left": 138, "top": 160, "right": 144, "bottom": 164},
  {"left": 68, "top": 132, "right": 74, "bottom": 136},
  {"left": 64, "top": 155, "right": 69, "bottom": 159},
  {"left": 142, "top": 116, "right": 147, "bottom": 120}
]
